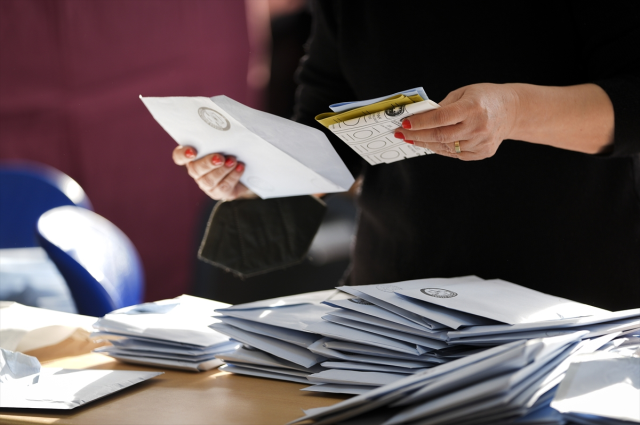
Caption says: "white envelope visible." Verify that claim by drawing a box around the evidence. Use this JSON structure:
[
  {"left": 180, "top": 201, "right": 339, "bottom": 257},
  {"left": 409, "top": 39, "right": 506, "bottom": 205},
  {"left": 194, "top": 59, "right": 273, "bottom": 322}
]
[
  {"left": 551, "top": 353, "right": 640, "bottom": 423},
  {"left": 395, "top": 278, "right": 607, "bottom": 325},
  {"left": 109, "top": 338, "right": 231, "bottom": 356},
  {"left": 104, "top": 353, "right": 222, "bottom": 372},
  {"left": 94, "top": 315, "right": 228, "bottom": 348},
  {"left": 447, "top": 308, "right": 640, "bottom": 339},
  {"left": 0, "top": 368, "right": 162, "bottom": 409},
  {"left": 91, "top": 331, "right": 206, "bottom": 348},
  {"left": 321, "top": 361, "right": 426, "bottom": 374},
  {"left": 448, "top": 318, "right": 640, "bottom": 346},
  {"left": 321, "top": 314, "right": 448, "bottom": 350},
  {"left": 337, "top": 286, "right": 447, "bottom": 330},
  {"left": 94, "top": 295, "right": 231, "bottom": 347},
  {"left": 219, "top": 364, "right": 310, "bottom": 384},
  {"left": 217, "top": 303, "right": 334, "bottom": 332},
  {"left": 140, "top": 96, "right": 354, "bottom": 199},
  {"left": 346, "top": 277, "right": 497, "bottom": 329},
  {"left": 322, "top": 340, "right": 444, "bottom": 364},
  {"left": 216, "top": 346, "right": 324, "bottom": 373},
  {"left": 307, "top": 369, "right": 405, "bottom": 386},
  {"left": 301, "top": 383, "right": 376, "bottom": 395},
  {"left": 323, "top": 298, "right": 444, "bottom": 336},
  {"left": 210, "top": 322, "right": 325, "bottom": 368},
  {"left": 94, "top": 345, "right": 234, "bottom": 363},
  {"left": 223, "top": 362, "right": 311, "bottom": 378},
  {"left": 308, "top": 338, "right": 434, "bottom": 369},
  {"left": 219, "top": 289, "right": 346, "bottom": 311},
  {"left": 218, "top": 316, "right": 320, "bottom": 347},
  {"left": 302, "top": 321, "right": 423, "bottom": 356}
]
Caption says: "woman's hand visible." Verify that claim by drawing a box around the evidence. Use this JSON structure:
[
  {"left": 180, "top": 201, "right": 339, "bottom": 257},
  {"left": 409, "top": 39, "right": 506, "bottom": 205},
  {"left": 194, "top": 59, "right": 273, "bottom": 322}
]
[
  {"left": 394, "top": 82, "right": 614, "bottom": 159},
  {"left": 394, "top": 83, "right": 519, "bottom": 161},
  {"left": 172, "top": 146, "right": 255, "bottom": 200}
]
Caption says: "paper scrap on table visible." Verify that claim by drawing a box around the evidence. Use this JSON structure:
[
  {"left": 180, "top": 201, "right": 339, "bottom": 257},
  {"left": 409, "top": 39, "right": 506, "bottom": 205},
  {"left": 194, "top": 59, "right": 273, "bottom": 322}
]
[
  {"left": 140, "top": 95, "right": 354, "bottom": 199},
  {"left": 0, "top": 349, "right": 162, "bottom": 409},
  {"left": 0, "top": 349, "right": 40, "bottom": 386},
  {"left": 316, "top": 88, "right": 440, "bottom": 165}
]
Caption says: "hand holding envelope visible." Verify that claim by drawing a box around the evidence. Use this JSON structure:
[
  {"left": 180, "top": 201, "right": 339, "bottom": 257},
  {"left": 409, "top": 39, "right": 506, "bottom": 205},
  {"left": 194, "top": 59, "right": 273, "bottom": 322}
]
[{"left": 142, "top": 95, "right": 354, "bottom": 199}]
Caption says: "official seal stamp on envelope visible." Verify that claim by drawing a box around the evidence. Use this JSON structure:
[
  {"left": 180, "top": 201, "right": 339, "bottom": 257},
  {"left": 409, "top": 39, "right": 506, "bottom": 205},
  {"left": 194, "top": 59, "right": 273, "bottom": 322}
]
[
  {"left": 420, "top": 288, "right": 458, "bottom": 298},
  {"left": 198, "top": 107, "right": 230, "bottom": 131}
]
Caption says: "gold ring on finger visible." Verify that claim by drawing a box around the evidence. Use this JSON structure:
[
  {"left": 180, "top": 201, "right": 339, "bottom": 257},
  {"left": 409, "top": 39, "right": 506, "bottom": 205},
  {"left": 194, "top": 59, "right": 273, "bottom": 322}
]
[{"left": 454, "top": 141, "right": 462, "bottom": 154}]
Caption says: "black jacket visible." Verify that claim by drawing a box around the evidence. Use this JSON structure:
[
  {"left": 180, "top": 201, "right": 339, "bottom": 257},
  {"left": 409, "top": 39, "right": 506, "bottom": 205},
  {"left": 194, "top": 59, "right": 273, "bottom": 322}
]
[{"left": 293, "top": 1, "right": 640, "bottom": 310}]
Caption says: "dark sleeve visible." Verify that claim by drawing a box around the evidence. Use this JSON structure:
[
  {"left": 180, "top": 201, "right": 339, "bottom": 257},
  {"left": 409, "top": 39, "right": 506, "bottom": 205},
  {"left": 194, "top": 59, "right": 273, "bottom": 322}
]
[
  {"left": 574, "top": 2, "right": 640, "bottom": 157},
  {"left": 292, "top": 0, "right": 364, "bottom": 178}
]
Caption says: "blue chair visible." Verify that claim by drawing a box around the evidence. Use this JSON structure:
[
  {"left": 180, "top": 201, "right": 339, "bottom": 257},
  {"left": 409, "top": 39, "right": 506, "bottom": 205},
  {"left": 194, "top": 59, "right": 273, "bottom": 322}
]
[
  {"left": 36, "top": 206, "right": 144, "bottom": 316},
  {"left": 0, "top": 161, "right": 92, "bottom": 249}
]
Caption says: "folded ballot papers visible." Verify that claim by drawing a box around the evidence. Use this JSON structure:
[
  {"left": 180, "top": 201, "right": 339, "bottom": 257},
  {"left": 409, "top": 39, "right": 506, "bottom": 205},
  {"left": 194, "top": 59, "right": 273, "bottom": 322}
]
[
  {"left": 207, "top": 275, "right": 640, "bottom": 424},
  {"left": 316, "top": 87, "right": 441, "bottom": 165},
  {"left": 141, "top": 95, "right": 354, "bottom": 198},
  {"left": 92, "top": 295, "right": 238, "bottom": 372}
]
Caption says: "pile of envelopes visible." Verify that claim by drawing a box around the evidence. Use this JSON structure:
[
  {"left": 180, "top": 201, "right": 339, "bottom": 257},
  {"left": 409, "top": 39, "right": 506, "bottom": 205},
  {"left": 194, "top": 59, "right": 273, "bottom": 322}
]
[
  {"left": 210, "top": 275, "right": 640, "bottom": 419},
  {"left": 92, "top": 295, "right": 237, "bottom": 372},
  {"left": 289, "top": 331, "right": 639, "bottom": 425}
]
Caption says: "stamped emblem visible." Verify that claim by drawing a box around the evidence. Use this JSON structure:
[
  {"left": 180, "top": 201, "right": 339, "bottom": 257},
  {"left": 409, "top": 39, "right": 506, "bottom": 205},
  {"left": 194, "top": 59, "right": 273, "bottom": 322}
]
[
  {"left": 198, "top": 107, "right": 230, "bottom": 131},
  {"left": 376, "top": 284, "right": 402, "bottom": 293},
  {"left": 420, "top": 288, "right": 458, "bottom": 298},
  {"left": 348, "top": 298, "right": 374, "bottom": 305},
  {"left": 384, "top": 105, "right": 405, "bottom": 118}
]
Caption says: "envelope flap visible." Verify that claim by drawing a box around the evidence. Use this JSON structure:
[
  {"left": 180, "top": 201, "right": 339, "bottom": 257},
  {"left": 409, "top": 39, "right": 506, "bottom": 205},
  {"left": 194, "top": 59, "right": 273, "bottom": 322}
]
[{"left": 211, "top": 96, "right": 355, "bottom": 190}]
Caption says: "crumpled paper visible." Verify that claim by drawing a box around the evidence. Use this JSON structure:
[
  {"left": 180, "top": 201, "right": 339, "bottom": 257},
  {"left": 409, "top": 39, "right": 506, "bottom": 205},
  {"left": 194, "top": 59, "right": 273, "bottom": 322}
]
[{"left": 0, "top": 348, "right": 41, "bottom": 386}]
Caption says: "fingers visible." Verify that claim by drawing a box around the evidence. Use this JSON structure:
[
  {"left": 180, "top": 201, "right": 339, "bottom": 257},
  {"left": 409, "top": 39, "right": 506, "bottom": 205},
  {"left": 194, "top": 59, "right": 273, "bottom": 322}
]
[
  {"left": 172, "top": 145, "right": 197, "bottom": 165},
  {"left": 194, "top": 155, "right": 236, "bottom": 190},
  {"left": 411, "top": 139, "right": 496, "bottom": 161},
  {"left": 172, "top": 146, "right": 252, "bottom": 200},
  {"left": 402, "top": 100, "right": 470, "bottom": 131},
  {"left": 202, "top": 161, "right": 247, "bottom": 200},
  {"left": 187, "top": 153, "right": 226, "bottom": 179},
  {"left": 394, "top": 122, "right": 471, "bottom": 145}
]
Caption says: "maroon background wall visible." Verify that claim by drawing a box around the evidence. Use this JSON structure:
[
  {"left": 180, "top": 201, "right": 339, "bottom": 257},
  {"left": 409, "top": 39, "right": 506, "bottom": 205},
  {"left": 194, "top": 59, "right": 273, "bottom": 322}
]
[{"left": 0, "top": 0, "right": 256, "bottom": 301}]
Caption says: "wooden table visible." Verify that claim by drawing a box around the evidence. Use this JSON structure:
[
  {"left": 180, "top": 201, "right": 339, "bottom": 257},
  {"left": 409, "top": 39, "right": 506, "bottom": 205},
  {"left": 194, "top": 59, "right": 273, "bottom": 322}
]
[{"left": 0, "top": 338, "right": 347, "bottom": 425}]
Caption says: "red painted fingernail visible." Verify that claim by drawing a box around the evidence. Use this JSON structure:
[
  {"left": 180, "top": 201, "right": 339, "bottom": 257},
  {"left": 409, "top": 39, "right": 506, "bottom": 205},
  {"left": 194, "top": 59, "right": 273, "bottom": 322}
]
[
  {"left": 185, "top": 148, "right": 196, "bottom": 158},
  {"left": 402, "top": 120, "right": 412, "bottom": 129},
  {"left": 211, "top": 154, "right": 223, "bottom": 165},
  {"left": 394, "top": 132, "right": 405, "bottom": 140},
  {"left": 235, "top": 163, "right": 245, "bottom": 173},
  {"left": 224, "top": 157, "right": 236, "bottom": 168},
  {"left": 405, "top": 140, "right": 415, "bottom": 145}
]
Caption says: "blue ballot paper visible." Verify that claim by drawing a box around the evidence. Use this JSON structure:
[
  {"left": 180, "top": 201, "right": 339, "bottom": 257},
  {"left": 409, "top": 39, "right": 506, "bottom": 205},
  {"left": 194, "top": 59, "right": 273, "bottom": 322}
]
[{"left": 328, "top": 87, "right": 429, "bottom": 113}]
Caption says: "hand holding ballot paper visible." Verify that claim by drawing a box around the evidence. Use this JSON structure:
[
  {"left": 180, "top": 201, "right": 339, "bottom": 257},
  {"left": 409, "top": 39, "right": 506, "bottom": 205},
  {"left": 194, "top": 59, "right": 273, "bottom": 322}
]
[{"left": 315, "top": 87, "right": 440, "bottom": 165}]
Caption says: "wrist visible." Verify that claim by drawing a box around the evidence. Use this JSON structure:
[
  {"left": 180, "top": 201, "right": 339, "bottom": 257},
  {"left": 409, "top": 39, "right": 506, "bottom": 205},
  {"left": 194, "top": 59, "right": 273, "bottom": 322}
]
[{"left": 504, "top": 83, "right": 528, "bottom": 141}]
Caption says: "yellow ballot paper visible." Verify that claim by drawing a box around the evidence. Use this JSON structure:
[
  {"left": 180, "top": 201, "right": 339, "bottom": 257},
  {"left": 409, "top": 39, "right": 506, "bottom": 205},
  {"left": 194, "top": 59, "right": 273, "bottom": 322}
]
[
  {"left": 315, "top": 94, "right": 425, "bottom": 128},
  {"left": 316, "top": 91, "right": 441, "bottom": 165}
]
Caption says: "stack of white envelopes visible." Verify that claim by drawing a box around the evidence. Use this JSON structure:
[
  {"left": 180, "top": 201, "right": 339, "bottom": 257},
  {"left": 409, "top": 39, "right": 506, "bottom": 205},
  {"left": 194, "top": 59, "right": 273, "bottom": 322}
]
[
  {"left": 290, "top": 330, "right": 640, "bottom": 425},
  {"left": 92, "top": 295, "right": 238, "bottom": 372},
  {"left": 211, "top": 276, "right": 640, "bottom": 398}
]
